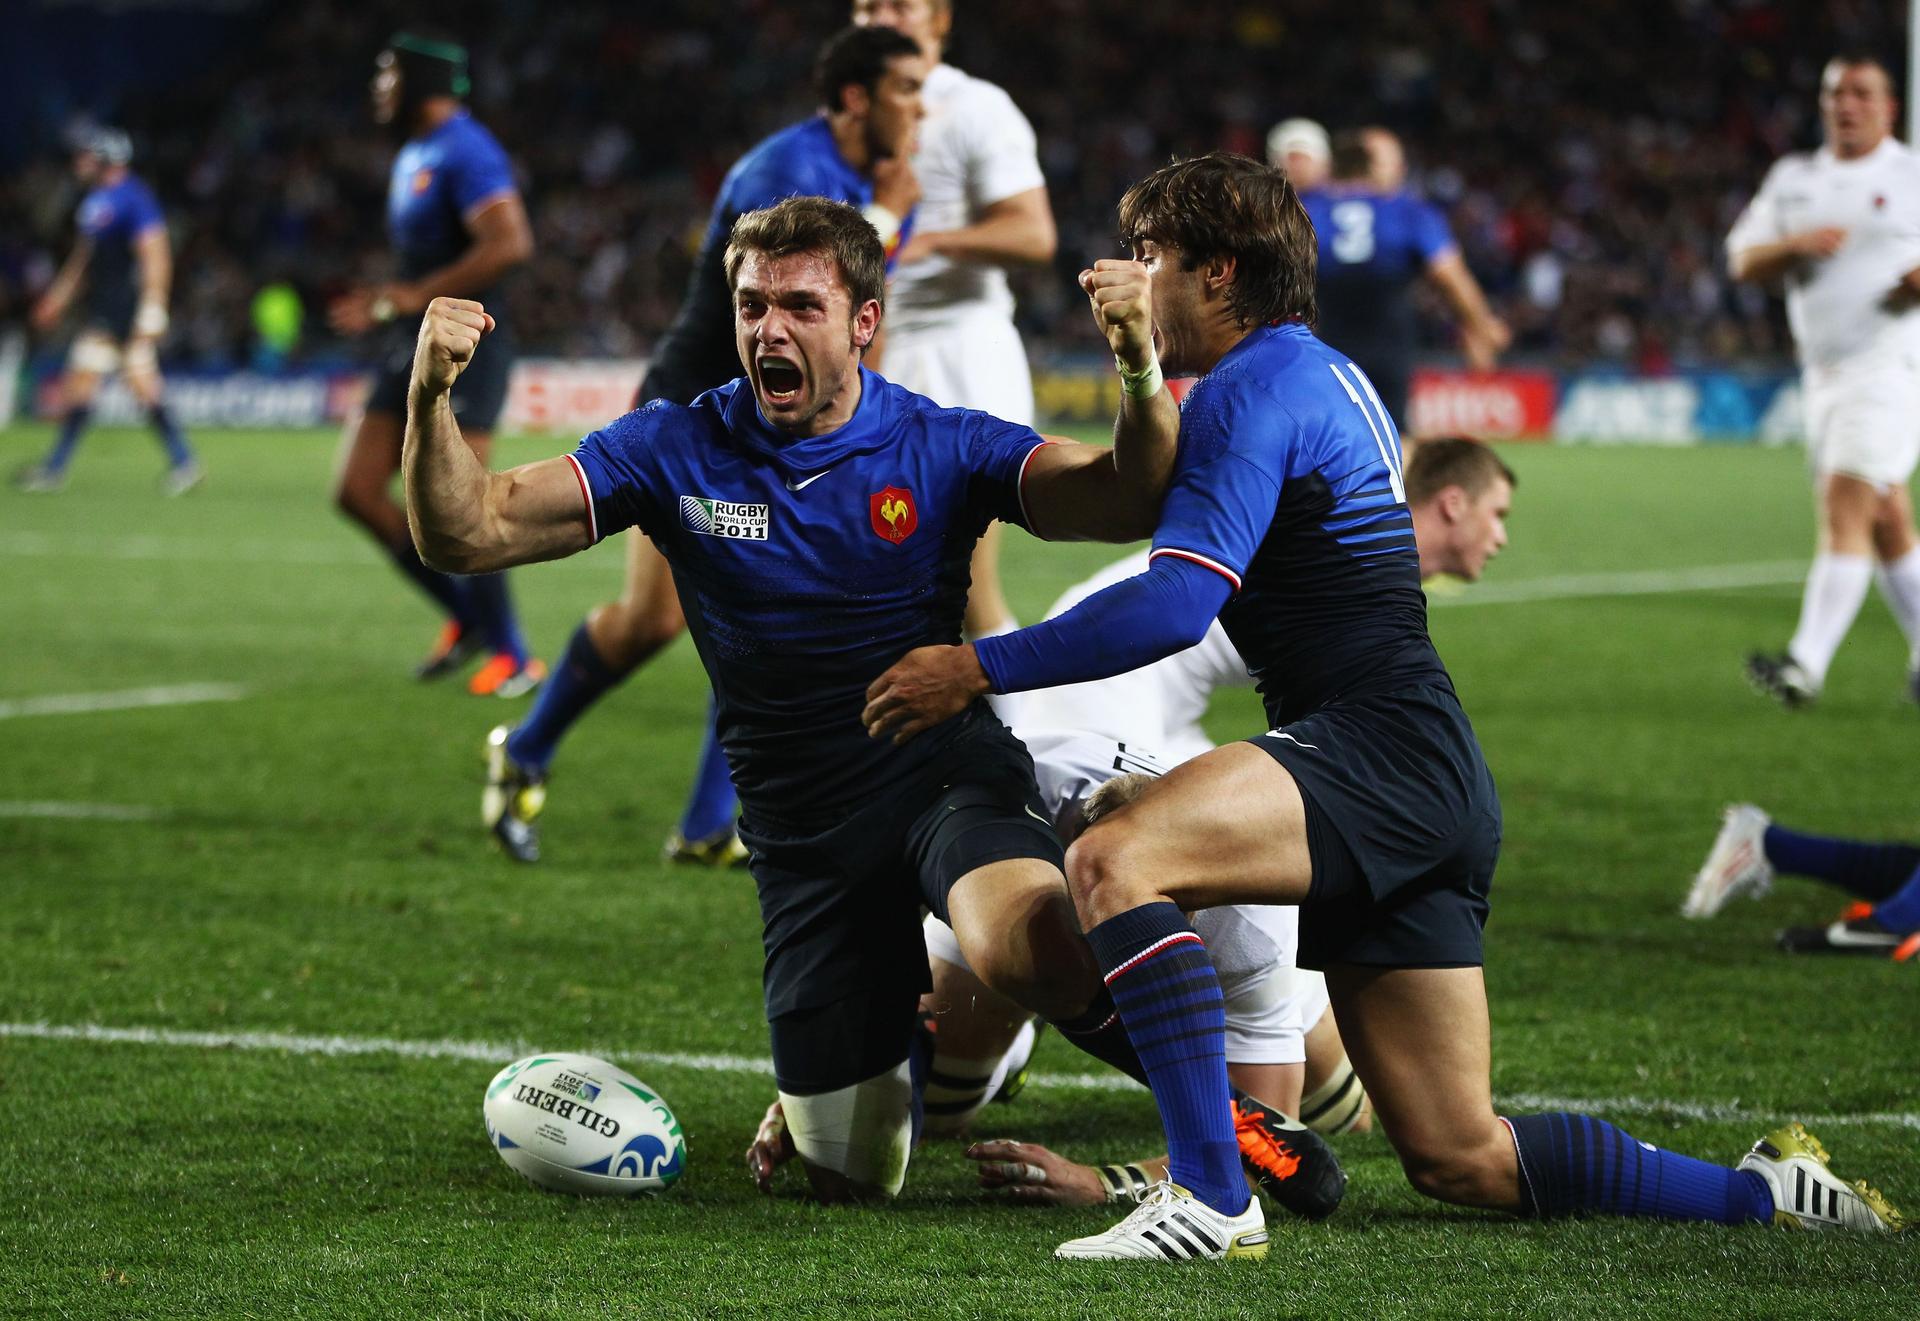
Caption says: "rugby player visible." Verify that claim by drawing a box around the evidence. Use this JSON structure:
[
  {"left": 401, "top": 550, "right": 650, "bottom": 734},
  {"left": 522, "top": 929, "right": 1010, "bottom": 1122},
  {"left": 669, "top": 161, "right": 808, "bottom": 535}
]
[
  {"left": 18, "top": 127, "right": 202, "bottom": 495},
  {"left": 1729, "top": 53, "right": 1920, "bottom": 707},
  {"left": 1686, "top": 804, "right": 1920, "bottom": 959},
  {"left": 853, "top": 0, "right": 1057, "bottom": 666},
  {"left": 1265, "top": 117, "right": 1330, "bottom": 190},
  {"left": 483, "top": 25, "right": 927, "bottom": 866},
  {"left": 329, "top": 32, "right": 540, "bottom": 697},
  {"left": 1300, "top": 128, "right": 1510, "bottom": 428},
  {"left": 866, "top": 154, "right": 1904, "bottom": 1259},
  {"left": 404, "top": 195, "right": 1180, "bottom": 1208}
]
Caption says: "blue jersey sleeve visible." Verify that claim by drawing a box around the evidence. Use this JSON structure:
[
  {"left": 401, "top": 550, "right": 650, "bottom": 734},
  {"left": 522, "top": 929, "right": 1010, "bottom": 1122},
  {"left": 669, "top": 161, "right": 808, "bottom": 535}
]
[
  {"left": 1149, "top": 383, "right": 1289, "bottom": 590},
  {"left": 449, "top": 126, "right": 517, "bottom": 217},
  {"left": 568, "top": 405, "right": 670, "bottom": 544},
  {"left": 962, "top": 412, "right": 1050, "bottom": 532},
  {"left": 1411, "top": 197, "right": 1456, "bottom": 263}
]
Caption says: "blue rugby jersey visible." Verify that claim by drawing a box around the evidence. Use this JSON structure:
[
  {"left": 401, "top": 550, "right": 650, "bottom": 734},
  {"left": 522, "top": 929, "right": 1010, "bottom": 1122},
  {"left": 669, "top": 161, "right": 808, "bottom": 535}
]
[
  {"left": 75, "top": 173, "right": 164, "bottom": 322},
  {"left": 1299, "top": 185, "right": 1455, "bottom": 368},
  {"left": 644, "top": 116, "right": 912, "bottom": 404},
  {"left": 568, "top": 369, "right": 1042, "bottom": 825},
  {"left": 1149, "top": 322, "right": 1450, "bottom": 726},
  {"left": 386, "top": 110, "right": 517, "bottom": 299}
]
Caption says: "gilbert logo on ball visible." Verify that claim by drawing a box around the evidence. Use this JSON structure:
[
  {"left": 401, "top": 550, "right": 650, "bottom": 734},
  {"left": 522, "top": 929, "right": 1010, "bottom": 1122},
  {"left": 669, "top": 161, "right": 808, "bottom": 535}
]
[{"left": 484, "top": 1054, "right": 686, "bottom": 1195}]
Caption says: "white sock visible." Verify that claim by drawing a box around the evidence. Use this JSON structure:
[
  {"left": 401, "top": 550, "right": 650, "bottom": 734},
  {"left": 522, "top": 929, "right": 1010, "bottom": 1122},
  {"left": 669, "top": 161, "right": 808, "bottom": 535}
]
[
  {"left": 1787, "top": 552, "right": 1873, "bottom": 688},
  {"left": 1874, "top": 547, "right": 1920, "bottom": 668}
]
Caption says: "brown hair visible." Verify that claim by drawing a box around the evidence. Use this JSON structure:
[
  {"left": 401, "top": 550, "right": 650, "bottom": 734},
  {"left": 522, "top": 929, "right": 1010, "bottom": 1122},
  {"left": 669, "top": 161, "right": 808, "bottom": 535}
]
[
  {"left": 1117, "top": 151, "right": 1317, "bottom": 329},
  {"left": 1405, "top": 436, "right": 1516, "bottom": 505},
  {"left": 724, "top": 195, "right": 888, "bottom": 314}
]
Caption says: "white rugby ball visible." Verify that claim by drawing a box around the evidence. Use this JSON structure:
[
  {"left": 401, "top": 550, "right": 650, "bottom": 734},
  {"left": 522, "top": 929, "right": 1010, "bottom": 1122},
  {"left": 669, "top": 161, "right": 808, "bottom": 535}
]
[{"left": 483, "top": 1053, "right": 686, "bottom": 1195}]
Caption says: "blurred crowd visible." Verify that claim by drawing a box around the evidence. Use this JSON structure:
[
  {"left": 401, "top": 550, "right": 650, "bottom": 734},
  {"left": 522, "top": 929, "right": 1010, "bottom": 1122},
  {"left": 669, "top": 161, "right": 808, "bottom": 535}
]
[{"left": 0, "top": 0, "right": 1903, "bottom": 370}]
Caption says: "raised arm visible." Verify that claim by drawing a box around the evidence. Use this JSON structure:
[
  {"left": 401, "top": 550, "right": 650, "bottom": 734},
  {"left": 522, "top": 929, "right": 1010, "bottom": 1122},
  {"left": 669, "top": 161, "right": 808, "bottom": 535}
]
[
  {"left": 1019, "top": 259, "right": 1180, "bottom": 541},
  {"left": 402, "top": 298, "right": 592, "bottom": 574}
]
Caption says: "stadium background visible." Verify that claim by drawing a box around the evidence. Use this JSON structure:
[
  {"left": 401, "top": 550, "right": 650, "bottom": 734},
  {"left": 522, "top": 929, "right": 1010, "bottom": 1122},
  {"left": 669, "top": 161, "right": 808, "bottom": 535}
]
[
  {"left": 0, "top": 0, "right": 1904, "bottom": 438},
  {"left": 5, "top": 1, "right": 1919, "bottom": 1316}
]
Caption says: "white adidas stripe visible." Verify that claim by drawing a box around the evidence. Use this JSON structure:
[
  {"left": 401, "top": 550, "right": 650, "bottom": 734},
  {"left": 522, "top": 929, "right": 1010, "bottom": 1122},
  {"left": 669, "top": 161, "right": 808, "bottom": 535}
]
[{"left": 3, "top": 1021, "right": 1915, "bottom": 1130}]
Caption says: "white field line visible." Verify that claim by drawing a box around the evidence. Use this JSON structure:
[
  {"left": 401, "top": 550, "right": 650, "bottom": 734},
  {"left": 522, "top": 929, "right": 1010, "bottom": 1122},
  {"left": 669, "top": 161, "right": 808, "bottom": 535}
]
[
  {"left": 4, "top": 1021, "right": 1914, "bottom": 1131},
  {"left": 0, "top": 683, "right": 248, "bottom": 720},
  {"left": 0, "top": 802, "right": 160, "bottom": 821},
  {"left": 1428, "top": 560, "right": 1807, "bottom": 607}
]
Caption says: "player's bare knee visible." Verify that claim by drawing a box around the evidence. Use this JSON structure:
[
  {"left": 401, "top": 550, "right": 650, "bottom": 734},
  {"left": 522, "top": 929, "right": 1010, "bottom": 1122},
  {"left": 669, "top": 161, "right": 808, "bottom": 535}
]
[{"left": 1064, "top": 820, "right": 1149, "bottom": 925}]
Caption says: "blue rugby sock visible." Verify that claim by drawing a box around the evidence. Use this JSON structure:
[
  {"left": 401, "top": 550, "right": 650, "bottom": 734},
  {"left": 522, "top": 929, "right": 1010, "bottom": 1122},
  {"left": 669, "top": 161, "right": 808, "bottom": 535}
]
[
  {"left": 1083, "top": 901, "right": 1243, "bottom": 1215},
  {"left": 1052, "top": 987, "right": 1147, "bottom": 1084},
  {"left": 1504, "top": 1113, "right": 1772, "bottom": 1224},
  {"left": 676, "top": 707, "right": 737, "bottom": 841},
  {"left": 147, "top": 402, "right": 192, "bottom": 467},
  {"left": 45, "top": 405, "right": 92, "bottom": 472},
  {"left": 460, "top": 572, "right": 529, "bottom": 664},
  {"left": 1762, "top": 825, "right": 1920, "bottom": 901},
  {"left": 505, "top": 623, "right": 622, "bottom": 771},
  {"left": 386, "top": 537, "right": 465, "bottom": 621},
  {"left": 1869, "top": 860, "right": 1920, "bottom": 933}
]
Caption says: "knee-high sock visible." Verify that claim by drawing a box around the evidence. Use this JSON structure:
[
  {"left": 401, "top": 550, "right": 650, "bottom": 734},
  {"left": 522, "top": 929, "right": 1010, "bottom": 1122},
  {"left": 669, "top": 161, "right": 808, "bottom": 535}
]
[
  {"left": 386, "top": 536, "right": 466, "bottom": 622},
  {"left": 676, "top": 705, "right": 737, "bottom": 841},
  {"left": 44, "top": 405, "right": 92, "bottom": 472},
  {"left": 1504, "top": 1113, "right": 1772, "bottom": 1224},
  {"left": 1052, "top": 986, "right": 1147, "bottom": 1084},
  {"left": 1875, "top": 547, "right": 1920, "bottom": 666},
  {"left": 505, "top": 622, "right": 623, "bottom": 771},
  {"left": 1786, "top": 552, "right": 1873, "bottom": 688},
  {"left": 147, "top": 402, "right": 192, "bottom": 467},
  {"left": 1870, "top": 860, "right": 1920, "bottom": 933},
  {"left": 1761, "top": 825, "right": 1920, "bottom": 901},
  {"left": 458, "top": 571, "right": 529, "bottom": 664},
  {"left": 1083, "top": 901, "right": 1243, "bottom": 1214}
]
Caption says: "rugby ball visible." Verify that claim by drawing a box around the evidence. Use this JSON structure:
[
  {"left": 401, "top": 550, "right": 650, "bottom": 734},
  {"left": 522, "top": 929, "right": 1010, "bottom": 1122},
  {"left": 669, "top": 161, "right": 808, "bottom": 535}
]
[{"left": 483, "top": 1053, "right": 686, "bottom": 1195}]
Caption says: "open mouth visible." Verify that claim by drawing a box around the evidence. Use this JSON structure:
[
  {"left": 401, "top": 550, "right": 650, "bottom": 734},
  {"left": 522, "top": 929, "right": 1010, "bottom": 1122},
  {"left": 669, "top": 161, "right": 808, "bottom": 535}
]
[{"left": 758, "top": 357, "right": 804, "bottom": 406}]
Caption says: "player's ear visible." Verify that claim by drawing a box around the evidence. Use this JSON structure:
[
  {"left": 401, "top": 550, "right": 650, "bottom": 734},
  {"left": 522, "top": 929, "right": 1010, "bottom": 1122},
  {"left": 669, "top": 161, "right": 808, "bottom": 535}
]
[
  {"left": 853, "top": 299, "right": 882, "bottom": 352},
  {"left": 840, "top": 82, "right": 872, "bottom": 119},
  {"left": 1440, "top": 486, "right": 1469, "bottom": 522},
  {"left": 1201, "top": 253, "right": 1237, "bottom": 302}
]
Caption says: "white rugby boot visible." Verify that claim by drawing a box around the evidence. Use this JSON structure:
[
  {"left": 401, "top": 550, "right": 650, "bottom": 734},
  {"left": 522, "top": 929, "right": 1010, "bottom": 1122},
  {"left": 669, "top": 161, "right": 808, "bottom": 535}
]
[
  {"left": 1738, "top": 1123, "right": 1906, "bottom": 1231},
  {"left": 1682, "top": 804, "right": 1773, "bottom": 919},
  {"left": 1055, "top": 1180, "right": 1268, "bottom": 1262}
]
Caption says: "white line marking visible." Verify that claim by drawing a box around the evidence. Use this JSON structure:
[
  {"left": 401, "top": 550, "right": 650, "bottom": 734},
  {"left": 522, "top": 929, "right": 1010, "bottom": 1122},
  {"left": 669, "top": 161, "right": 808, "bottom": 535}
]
[
  {"left": 1431, "top": 561, "right": 1807, "bottom": 608},
  {"left": 0, "top": 683, "right": 248, "bottom": 720},
  {"left": 4, "top": 1021, "right": 1914, "bottom": 1130},
  {"left": 0, "top": 802, "right": 161, "bottom": 821}
]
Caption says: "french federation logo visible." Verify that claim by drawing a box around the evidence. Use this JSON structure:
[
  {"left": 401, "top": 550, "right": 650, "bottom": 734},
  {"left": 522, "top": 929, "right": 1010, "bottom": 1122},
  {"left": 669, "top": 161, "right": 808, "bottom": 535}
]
[
  {"left": 870, "top": 485, "right": 918, "bottom": 544},
  {"left": 680, "top": 495, "right": 769, "bottom": 540}
]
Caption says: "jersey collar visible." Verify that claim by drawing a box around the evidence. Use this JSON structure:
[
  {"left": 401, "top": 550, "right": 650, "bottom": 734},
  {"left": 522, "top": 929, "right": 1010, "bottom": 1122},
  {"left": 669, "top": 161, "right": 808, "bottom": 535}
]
[{"left": 720, "top": 366, "right": 900, "bottom": 479}]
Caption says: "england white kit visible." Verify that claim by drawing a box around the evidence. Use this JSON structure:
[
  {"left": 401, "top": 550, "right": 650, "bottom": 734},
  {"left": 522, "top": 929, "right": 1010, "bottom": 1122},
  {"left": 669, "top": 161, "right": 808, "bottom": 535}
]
[
  {"left": 1727, "top": 138, "right": 1920, "bottom": 485},
  {"left": 883, "top": 62, "right": 1045, "bottom": 426},
  {"left": 925, "top": 555, "right": 1329, "bottom": 1066}
]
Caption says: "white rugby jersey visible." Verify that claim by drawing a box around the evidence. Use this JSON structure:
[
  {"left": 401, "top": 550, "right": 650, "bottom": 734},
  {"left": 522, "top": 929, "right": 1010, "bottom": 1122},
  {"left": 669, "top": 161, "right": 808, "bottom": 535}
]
[
  {"left": 889, "top": 62, "right": 1046, "bottom": 324},
  {"left": 1726, "top": 137, "right": 1920, "bottom": 367},
  {"left": 1018, "top": 550, "right": 1255, "bottom": 764}
]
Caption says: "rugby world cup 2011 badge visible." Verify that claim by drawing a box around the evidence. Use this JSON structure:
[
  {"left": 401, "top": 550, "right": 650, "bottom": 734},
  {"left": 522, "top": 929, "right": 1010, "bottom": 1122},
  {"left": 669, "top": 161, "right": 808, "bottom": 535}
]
[
  {"left": 869, "top": 486, "right": 918, "bottom": 544},
  {"left": 680, "top": 495, "right": 769, "bottom": 540}
]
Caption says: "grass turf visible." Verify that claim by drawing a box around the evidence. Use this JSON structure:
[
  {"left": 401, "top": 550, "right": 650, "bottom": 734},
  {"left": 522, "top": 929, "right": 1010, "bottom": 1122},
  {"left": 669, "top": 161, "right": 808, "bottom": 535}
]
[{"left": 2, "top": 424, "right": 1917, "bottom": 1318}]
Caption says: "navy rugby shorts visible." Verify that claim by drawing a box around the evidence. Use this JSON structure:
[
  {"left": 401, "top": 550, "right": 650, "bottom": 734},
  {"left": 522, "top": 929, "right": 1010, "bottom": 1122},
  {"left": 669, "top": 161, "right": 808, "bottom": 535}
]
[
  {"left": 1249, "top": 681, "right": 1501, "bottom": 970},
  {"left": 740, "top": 716, "right": 1062, "bottom": 1094},
  {"left": 365, "top": 323, "right": 513, "bottom": 431}
]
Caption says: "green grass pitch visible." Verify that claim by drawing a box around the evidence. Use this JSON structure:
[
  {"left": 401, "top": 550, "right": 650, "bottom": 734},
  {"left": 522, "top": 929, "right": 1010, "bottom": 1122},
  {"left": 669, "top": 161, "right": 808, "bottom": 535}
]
[{"left": 2, "top": 423, "right": 1917, "bottom": 1318}]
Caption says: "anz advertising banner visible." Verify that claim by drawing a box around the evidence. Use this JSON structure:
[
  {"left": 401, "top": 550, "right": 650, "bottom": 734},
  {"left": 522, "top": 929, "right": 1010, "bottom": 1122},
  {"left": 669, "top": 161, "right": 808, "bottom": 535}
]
[{"left": 23, "top": 358, "right": 1807, "bottom": 444}]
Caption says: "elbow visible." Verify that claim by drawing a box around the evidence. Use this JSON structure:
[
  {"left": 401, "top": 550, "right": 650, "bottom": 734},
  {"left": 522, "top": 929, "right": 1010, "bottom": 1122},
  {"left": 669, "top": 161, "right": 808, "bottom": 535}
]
[
  {"left": 1029, "top": 223, "right": 1059, "bottom": 264},
  {"left": 506, "top": 231, "right": 535, "bottom": 266}
]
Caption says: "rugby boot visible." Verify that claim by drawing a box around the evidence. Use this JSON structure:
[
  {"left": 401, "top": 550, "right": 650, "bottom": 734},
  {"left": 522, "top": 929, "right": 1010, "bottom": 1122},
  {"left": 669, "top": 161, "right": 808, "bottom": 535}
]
[
  {"left": 1232, "top": 1090, "right": 1346, "bottom": 1220},
  {"left": 483, "top": 725, "right": 545, "bottom": 863},
  {"left": 1738, "top": 1123, "right": 1905, "bottom": 1231}
]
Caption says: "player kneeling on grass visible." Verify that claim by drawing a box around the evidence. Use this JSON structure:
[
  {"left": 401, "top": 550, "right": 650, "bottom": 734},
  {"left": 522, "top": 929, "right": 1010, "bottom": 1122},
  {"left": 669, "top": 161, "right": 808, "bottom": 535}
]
[
  {"left": 403, "top": 196, "right": 1236, "bottom": 1219},
  {"left": 864, "top": 153, "right": 1905, "bottom": 1260},
  {"left": 1687, "top": 804, "right": 1920, "bottom": 959}
]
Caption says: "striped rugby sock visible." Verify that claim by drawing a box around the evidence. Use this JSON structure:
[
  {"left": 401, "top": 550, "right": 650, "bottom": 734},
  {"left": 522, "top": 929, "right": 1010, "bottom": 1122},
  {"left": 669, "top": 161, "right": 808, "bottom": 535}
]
[
  {"left": 1504, "top": 1112, "right": 1772, "bottom": 1224},
  {"left": 1083, "top": 901, "right": 1243, "bottom": 1215}
]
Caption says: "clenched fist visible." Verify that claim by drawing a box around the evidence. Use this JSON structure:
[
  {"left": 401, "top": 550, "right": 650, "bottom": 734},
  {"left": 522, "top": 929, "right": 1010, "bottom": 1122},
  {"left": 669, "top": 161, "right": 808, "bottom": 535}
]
[
  {"left": 1078, "top": 259, "right": 1154, "bottom": 369},
  {"left": 410, "top": 297, "right": 495, "bottom": 398}
]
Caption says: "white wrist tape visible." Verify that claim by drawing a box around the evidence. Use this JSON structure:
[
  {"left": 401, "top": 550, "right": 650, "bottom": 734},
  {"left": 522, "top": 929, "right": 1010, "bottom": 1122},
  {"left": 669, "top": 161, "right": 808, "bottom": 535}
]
[
  {"left": 861, "top": 203, "right": 903, "bottom": 248},
  {"left": 133, "top": 301, "right": 169, "bottom": 338},
  {"left": 1115, "top": 353, "right": 1164, "bottom": 400}
]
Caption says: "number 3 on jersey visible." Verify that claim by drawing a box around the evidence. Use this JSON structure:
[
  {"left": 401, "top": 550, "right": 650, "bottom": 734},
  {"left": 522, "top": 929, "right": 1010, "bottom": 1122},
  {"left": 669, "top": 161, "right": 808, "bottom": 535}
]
[
  {"left": 1329, "top": 199, "right": 1376, "bottom": 264},
  {"left": 1327, "top": 361, "right": 1406, "bottom": 503}
]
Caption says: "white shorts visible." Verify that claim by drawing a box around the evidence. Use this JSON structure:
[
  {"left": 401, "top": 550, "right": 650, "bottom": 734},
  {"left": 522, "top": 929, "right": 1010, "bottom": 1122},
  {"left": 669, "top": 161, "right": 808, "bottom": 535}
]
[
  {"left": 884, "top": 307, "right": 1035, "bottom": 427},
  {"left": 1803, "top": 352, "right": 1920, "bottom": 489},
  {"left": 68, "top": 330, "right": 156, "bottom": 377},
  {"left": 923, "top": 904, "right": 1321, "bottom": 1067}
]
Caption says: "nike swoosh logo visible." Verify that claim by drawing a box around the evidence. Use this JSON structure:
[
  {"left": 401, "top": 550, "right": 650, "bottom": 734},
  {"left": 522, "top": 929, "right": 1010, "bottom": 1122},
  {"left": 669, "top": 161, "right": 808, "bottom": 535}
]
[{"left": 786, "top": 469, "right": 833, "bottom": 492}]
